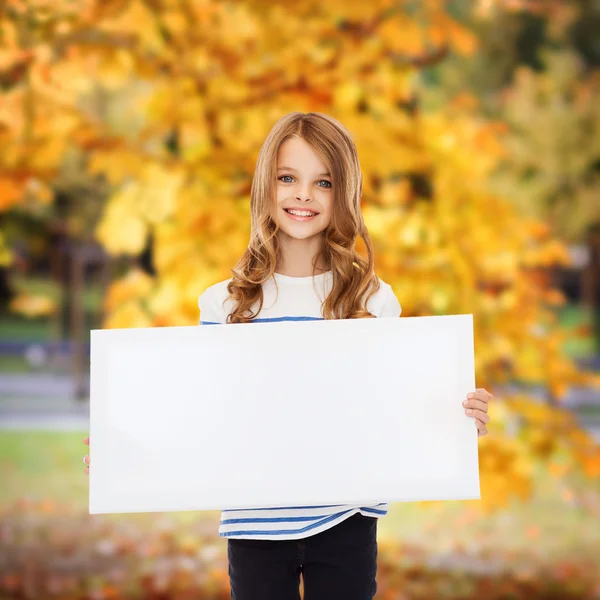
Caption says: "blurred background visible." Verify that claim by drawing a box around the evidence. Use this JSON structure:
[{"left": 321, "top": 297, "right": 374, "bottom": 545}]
[{"left": 1, "top": 0, "right": 600, "bottom": 598}]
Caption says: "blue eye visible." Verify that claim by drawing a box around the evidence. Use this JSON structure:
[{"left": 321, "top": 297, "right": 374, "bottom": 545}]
[{"left": 278, "top": 176, "right": 332, "bottom": 188}]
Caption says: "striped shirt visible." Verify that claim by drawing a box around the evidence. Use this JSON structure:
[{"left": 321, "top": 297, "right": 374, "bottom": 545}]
[{"left": 197, "top": 269, "right": 402, "bottom": 540}]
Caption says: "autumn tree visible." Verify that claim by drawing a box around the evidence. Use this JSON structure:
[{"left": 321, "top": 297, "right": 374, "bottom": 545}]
[
  {"left": 1, "top": 0, "right": 599, "bottom": 511},
  {"left": 423, "top": 1, "right": 600, "bottom": 242}
]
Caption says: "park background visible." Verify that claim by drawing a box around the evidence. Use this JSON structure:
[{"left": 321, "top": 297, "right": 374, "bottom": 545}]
[{"left": 1, "top": 0, "right": 600, "bottom": 598}]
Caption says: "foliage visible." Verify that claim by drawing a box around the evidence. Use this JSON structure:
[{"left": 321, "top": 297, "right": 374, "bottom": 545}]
[
  {"left": 424, "top": 2, "right": 600, "bottom": 242},
  {"left": 1, "top": 497, "right": 600, "bottom": 599},
  {"left": 0, "top": 0, "right": 599, "bottom": 512},
  {"left": 489, "top": 48, "right": 600, "bottom": 242}
]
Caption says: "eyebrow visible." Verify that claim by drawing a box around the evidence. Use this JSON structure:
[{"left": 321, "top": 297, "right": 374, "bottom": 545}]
[{"left": 277, "top": 166, "right": 331, "bottom": 177}]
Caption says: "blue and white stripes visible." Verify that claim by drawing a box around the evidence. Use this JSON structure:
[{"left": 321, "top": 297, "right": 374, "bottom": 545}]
[
  {"left": 218, "top": 504, "right": 389, "bottom": 540},
  {"left": 197, "top": 271, "right": 401, "bottom": 540}
]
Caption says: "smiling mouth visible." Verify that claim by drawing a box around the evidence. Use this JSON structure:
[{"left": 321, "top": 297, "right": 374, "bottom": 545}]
[{"left": 284, "top": 209, "right": 319, "bottom": 217}]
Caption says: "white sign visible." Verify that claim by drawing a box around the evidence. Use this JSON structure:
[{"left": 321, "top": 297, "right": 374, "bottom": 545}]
[{"left": 89, "top": 315, "right": 480, "bottom": 514}]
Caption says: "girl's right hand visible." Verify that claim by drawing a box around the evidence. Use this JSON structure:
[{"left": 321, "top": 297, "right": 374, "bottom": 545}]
[{"left": 83, "top": 436, "right": 90, "bottom": 474}]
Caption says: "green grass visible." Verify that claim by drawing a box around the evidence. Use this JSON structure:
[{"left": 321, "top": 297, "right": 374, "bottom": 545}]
[
  {"left": 558, "top": 303, "right": 599, "bottom": 357},
  {"left": 0, "top": 430, "right": 222, "bottom": 527},
  {"left": 0, "top": 354, "right": 69, "bottom": 374},
  {"left": 8, "top": 274, "right": 104, "bottom": 314},
  {"left": 0, "top": 316, "right": 56, "bottom": 341},
  {"left": 0, "top": 431, "right": 90, "bottom": 509},
  {"left": 0, "top": 273, "right": 104, "bottom": 343}
]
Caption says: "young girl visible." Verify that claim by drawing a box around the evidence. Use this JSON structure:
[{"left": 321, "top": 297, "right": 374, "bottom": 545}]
[{"left": 83, "top": 111, "right": 492, "bottom": 600}]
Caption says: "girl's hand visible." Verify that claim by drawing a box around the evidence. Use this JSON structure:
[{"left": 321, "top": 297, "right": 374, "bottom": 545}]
[
  {"left": 83, "top": 436, "right": 90, "bottom": 474},
  {"left": 463, "top": 388, "right": 492, "bottom": 437}
]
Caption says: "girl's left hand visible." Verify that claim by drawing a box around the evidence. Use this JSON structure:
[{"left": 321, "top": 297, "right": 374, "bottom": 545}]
[{"left": 463, "top": 388, "right": 492, "bottom": 437}]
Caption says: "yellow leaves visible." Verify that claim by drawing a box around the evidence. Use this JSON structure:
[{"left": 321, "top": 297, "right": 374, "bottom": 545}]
[
  {"left": 104, "top": 268, "right": 154, "bottom": 313},
  {"left": 478, "top": 335, "right": 516, "bottom": 374},
  {"left": 479, "top": 251, "right": 520, "bottom": 283},
  {"left": 180, "top": 121, "right": 211, "bottom": 162},
  {"left": 525, "top": 429, "right": 557, "bottom": 458},
  {"left": 543, "top": 288, "right": 567, "bottom": 306},
  {"left": 9, "top": 293, "right": 57, "bottom": 318},
  {"left": 153, "top": 221, "right": 197, "bottom": 273},
  {"left": 521, "top": 239, "right": 572, "bottom": 268},
  {"left": 361, "top": 204, "right": 401, "bottom": 241},
  {"left": 477, "top": 435, "right": 534, "bottom": 510},
  {"left": 0, "top": 0, "right": 595, "bottom": 512},
  {"left": 548, "top": 461, "right": 569, "bottom": 478},
  {"left": 87, "top": 149, "right": 145, "bottom": 186},
  {"left": 485, "top": 397, "right": 512, "bottom": 432},
  {"left": 0, "top": 231, "right": 13, "bottom": 265},
  {"left": 177, "top": 533, "right": 200, "bottom": 556},
  {"left": 399, "top": 212, "right": 427, "bottom": 249},
  {"left": 0, "top": 177, "right": 24, "bottom": 211},
  {"left": 0, "top": 16, "right": 19, "bottom": 61},
  {"left": 333, "top": 82, "right": 363, "bottom": 112},
  {"left": 0, "top": 91, "right": 25, "bottom": 138},
  {"left": 505, "top": 393, "right": 572, "bottom": 428},
  {"left": 379, "top": 178, "right": 412, "bottom": 207},
  {"left": 430, "top": 286, "right": 451, "bottom": 313},
  {"left": 429, "top": 11, "right": 478, "bottom": 56},
  {"left": 378, "top": 15, "right": 426, "bottom": 56},
  {"left": 228, "top": 109, "right": 270, "bottom": 154},
  {"left": 146, "top": 279, "right": 181, "bottom": 319},
  {"left": 30, "top": 56, "right": 88, "bottom": 102},
  {"left": 28, "top": 137, "right": 69, "bottom": 175},
  {"left": 96, "top": 48, "right": 136, "bottom": 91},
  {"left": 160, "top": 9, "right": 189, "bottom": 38},
  {"left": 95, "top": 182, "right": 148, "bottom": 256},
  {"left": 306, "top": 43, "right": 338, "bottom": 68},
  {"left": 144, "top": 79, "right": 210, "bottom": 131},
  {"left": 96, "top": 0, "right": 165, "bottom": 54},
  {"left": 444, "top": 19, "right": 478, "bottom": 57},
  {"left": 581, "top": 448, "right": 600, "bottom": 478},
  {"left": 137, "top": 164, "right": 184, "bottom": 225},
  {"left": 502, "top": 393, "right": 600, "bottom": 476},
  {"left": 104, "top": 300, "right": 153, "bottom": 330},
  {"left": 95, "top": 163, "right": 184, "bottom": 254}
]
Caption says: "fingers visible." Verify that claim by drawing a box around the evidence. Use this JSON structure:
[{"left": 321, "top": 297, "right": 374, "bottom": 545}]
[
  {"left": 472, "top": 388, "right": 493, "bottom": 402},
  {"left": 476, "top": 418, "right": 488, "bottom": 436},
  {"left": 464, "top": 390, "right": 492, "bottom": 437},
  {"left": 83, "top": 437, "right": 90, "bottom": 473},
  {"left": 466, "top": 409, "right": 490, "bottom": 424},
  {"left": 463, "top": 398, "right": 488, "bottom": 412}
]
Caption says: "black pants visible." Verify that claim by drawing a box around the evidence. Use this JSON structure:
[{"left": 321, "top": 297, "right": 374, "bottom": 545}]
[{"left": 227, "top": 513, "right": 378, "bottom": 600}]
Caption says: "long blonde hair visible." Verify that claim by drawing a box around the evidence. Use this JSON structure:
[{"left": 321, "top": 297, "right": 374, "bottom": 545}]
[{"left": 226, "top": 112, "right": 380, "bottom": 323}]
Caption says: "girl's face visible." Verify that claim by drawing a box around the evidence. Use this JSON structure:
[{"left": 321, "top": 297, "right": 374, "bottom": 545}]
[{"left": 272, "top": 136, "right": 334, "bottom": 241}]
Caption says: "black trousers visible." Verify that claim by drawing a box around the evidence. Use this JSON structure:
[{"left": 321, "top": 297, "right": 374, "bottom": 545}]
[{"left": 227, "top": 513, "right": 378, "bottom": 600}]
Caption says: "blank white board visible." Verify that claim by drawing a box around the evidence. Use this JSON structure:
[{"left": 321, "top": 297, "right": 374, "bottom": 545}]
[{"left": 89, "top": 314, "right": 480, "bottom": 514}]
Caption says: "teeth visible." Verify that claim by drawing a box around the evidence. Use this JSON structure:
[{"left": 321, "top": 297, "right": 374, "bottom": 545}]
[{"left": 287, "top": 209, "right": 316, "bottom": 217}]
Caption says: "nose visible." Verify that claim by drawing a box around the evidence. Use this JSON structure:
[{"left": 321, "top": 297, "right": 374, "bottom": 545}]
[
  {"left": 293, "top": 180, "right": 313, "bottom": 203},
  {"left": 294, "top": 188, "right": 312, "bottom": 202}
]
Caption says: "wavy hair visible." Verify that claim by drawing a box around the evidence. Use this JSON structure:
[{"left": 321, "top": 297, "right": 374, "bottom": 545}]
[{"left": 225, "top": 112, "right": 380, "bottom": 323}]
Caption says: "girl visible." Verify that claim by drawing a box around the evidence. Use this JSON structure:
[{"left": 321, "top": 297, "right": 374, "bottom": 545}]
[{"left": 83, "top": 111, "right": 492, "bottom": 600}]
